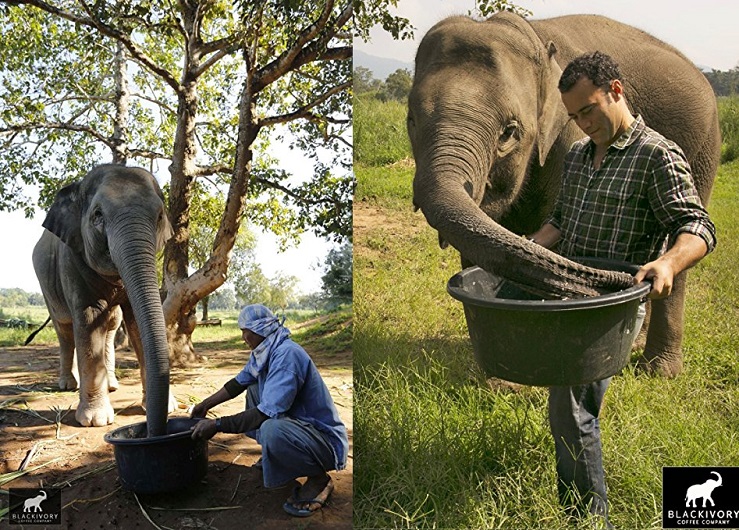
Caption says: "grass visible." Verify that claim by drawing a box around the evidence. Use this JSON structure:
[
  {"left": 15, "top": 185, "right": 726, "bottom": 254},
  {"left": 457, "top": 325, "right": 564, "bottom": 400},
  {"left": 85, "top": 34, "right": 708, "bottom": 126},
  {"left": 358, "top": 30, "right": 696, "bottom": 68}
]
[
  {"left": 718, "top": 95, "right": 739, "bottom": 163},
  {"left": 353, "top": 95, "right": 739, "bottom": 529},
  {"left": 0, "top": 306, "right": 55, "bottom": 347},
  {"left": 354, "top": 93, "right": 412, "bottom": 167}
]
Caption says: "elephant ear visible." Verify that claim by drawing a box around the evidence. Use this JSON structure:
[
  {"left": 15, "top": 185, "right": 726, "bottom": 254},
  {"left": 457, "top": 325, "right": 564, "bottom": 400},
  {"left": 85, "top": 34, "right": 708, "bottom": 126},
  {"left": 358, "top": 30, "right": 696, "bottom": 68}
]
[
  {"left": 42, "top": 181, "right": 84, "bottom": 254},
  {"left": 537, "top": 41, "right": 570, "bottom": 166},
  {"left": 156, "top": 210, "right": 173, "bottom": 252}
]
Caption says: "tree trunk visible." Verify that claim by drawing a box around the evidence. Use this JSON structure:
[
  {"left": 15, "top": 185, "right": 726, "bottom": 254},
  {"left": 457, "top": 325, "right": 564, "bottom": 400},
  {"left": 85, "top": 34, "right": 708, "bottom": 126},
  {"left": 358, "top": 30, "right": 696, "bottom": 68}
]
[
  {"left": 161, "top": 0, "right": 202, "bottom": 364},
  {"left": 201, "top": 295, "right": 209, "bottom": 322},
  {"left": 112, "top": 41, "right": 129, "bottom": 165},
  {"left": 163, "top": 33, "right": 261, "bottom": 364}
]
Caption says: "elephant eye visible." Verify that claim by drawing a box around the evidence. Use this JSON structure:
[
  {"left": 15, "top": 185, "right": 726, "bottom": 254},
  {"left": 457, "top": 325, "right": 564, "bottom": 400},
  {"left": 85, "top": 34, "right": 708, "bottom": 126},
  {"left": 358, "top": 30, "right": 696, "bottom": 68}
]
[
  {"left": 497, "top": 121, "right": 520, "bottom": 156},
  {"left": 500, "top": 122, "right": 519, "bottom": 142},
  {"left": 91, "top": 209, "right": 104, "bottom": 228}
]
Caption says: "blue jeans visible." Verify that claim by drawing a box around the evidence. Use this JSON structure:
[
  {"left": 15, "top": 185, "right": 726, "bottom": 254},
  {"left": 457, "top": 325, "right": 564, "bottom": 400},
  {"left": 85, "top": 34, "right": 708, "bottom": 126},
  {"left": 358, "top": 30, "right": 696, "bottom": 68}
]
[
  {"left": 245, "top": 384, "right": 337, "bottom": 488},
  {"left": 549, "top": 379, "right": 611, "bottom": 519},
  {"left": 547, "top": 303, "right": 646, "bottom": 524}
]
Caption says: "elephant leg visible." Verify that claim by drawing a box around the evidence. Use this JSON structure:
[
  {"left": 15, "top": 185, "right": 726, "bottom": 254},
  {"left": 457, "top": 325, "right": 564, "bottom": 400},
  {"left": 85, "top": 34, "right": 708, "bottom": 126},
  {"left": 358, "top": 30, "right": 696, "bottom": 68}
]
[
  {"left": 105, "top": 307, "right": 122, "bottom": 392},
  {"left": 637, "top": 271, "right": 687, "bottom": 378},
  {"left": 54, "top": 320, "right": 78, "bottom": 391},
  {"left": 121, "top": 303, "right": 177, "bottom": 414},
  {"left": 74, "top": 317, "right": 115, "bottom": 427}
]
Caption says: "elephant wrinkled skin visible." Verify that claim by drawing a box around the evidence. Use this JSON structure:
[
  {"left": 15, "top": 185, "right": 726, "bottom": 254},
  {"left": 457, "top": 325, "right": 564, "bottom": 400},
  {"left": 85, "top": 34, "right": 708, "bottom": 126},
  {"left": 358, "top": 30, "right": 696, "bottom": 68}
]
[
  {"left": 33, "top": 165, "right": 175, "bottom": 435},
  {"left": 408, "top": 13, "right": 719, "bottom": 377}
]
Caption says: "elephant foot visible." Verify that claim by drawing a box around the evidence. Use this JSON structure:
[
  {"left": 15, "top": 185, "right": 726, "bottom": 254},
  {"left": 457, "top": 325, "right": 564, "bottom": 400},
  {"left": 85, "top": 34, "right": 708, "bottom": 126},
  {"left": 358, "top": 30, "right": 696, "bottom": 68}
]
[
  {"left": 635, "top": 351, "right": 683, "bottom": 378},
  {"left": 58, "top": 374, "right": 79, "bottom": 391},
  {"left": 75, "top": 400, "right": 115, "bottom": 427}
]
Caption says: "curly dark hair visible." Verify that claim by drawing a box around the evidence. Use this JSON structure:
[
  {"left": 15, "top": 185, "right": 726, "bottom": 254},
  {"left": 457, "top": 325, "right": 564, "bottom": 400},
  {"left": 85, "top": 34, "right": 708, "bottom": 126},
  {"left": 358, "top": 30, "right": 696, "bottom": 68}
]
[{"left": 558, "top": 51, "right": 622, "bottom": 93}]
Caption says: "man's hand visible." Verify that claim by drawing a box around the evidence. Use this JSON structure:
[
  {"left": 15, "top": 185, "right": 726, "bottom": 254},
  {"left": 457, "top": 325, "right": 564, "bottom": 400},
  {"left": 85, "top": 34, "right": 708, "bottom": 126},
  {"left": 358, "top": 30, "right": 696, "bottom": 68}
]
[
  {"left": 190, "top": 401, "right": 209, "bottom": 419},
  {"left": 634, "top": 232, "right": 709, "bottom": 299},
  {"left": 634, "top": 260, "right": 674, "bottom": 299},
  {"left": 190, "top": 418, "right": 217, "bottom": 440}
]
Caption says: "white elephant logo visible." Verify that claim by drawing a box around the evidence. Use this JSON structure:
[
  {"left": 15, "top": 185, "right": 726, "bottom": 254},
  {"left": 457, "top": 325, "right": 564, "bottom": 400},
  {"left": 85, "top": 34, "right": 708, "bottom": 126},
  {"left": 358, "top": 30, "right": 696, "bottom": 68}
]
[
  {"left": 22, "top": 489, "right": 47, "bottom": 512},
  {"left": 685, "top": 471, "right": 722, "bottom": 507}
]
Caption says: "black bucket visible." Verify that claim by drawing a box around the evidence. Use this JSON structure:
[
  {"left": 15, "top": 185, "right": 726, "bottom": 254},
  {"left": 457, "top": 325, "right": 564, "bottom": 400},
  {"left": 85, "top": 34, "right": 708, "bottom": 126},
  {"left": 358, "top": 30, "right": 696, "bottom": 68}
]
[
  {"left": 447, "top": 258, "right": 650, "bottom": 386},
  {"left": 104, "top": 417, "right": 208, "bottom": 494}
]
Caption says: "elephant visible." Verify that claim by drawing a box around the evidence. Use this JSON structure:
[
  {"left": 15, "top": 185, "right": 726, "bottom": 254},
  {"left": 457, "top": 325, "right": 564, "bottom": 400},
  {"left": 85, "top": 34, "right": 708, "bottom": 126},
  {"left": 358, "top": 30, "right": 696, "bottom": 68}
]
[
  {"left": 32, "top": 164, "right": 175, "bottom": 435},
  {"left": 685, "top": 471, "right": 722, "bottom": 507},
  {"left": 408, "top": 13, "right": 719, "bottom": 377},
  {"left": 23, "top": 490, "right": 46, "bottom": 512}
]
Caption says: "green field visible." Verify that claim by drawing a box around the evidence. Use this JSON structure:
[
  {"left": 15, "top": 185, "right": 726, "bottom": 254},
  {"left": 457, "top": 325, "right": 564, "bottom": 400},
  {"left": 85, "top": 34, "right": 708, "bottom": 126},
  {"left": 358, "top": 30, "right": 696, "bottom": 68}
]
[{"left": 354, "top": 94, "right": 739, "bottom": 530}]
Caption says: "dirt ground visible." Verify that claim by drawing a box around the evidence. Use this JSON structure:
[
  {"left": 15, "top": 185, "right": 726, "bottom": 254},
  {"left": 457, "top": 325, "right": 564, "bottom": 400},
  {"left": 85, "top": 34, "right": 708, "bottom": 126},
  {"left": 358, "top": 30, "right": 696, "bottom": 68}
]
[{"left": 0, "top": 327, "right": 353, "bottom": 530}]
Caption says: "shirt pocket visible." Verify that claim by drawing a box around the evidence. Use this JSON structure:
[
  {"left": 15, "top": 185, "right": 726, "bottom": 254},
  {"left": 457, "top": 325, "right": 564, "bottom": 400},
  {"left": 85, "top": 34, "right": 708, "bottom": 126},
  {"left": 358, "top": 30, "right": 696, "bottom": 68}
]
[{"left": 594, "top": 185, "right": 637, "bottom": 207}]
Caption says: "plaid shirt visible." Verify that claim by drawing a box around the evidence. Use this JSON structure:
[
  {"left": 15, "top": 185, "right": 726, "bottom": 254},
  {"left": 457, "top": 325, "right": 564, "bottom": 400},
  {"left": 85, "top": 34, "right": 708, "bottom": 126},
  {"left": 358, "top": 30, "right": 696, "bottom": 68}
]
[{"left": 547, "top": 115, "right": 716, "bottom": 264}]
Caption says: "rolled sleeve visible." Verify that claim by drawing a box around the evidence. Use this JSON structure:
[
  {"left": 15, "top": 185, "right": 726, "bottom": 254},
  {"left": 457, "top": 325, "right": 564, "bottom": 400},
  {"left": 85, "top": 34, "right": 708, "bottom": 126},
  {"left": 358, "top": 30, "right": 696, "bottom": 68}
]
[{"left": 677, "top": 220, "right": 717, "bottom": 254}]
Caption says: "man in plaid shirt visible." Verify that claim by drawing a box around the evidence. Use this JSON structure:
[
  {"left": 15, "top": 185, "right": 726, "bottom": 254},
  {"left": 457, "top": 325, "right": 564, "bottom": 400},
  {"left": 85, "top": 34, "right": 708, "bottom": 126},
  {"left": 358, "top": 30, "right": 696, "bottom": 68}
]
[{"left": 528, "top": 52, "right": 716, "bottom": 527}]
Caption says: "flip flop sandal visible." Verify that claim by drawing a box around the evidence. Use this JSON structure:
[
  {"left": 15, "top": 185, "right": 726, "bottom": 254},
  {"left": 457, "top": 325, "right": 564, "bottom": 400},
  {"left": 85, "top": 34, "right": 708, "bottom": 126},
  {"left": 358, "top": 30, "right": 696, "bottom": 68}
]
[
  {"left": 283, "top": 479, "right": 334, "bottom": 517},
  {"left": 283, "top": 497, "right": 328, "bottom": 517}
]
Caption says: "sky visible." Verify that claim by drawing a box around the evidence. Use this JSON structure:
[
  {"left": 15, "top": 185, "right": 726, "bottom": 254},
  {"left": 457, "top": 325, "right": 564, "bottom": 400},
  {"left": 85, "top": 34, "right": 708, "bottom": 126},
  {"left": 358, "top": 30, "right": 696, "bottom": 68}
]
[{"left": 356, "top": 0, "right": 739, "bottom": 72}]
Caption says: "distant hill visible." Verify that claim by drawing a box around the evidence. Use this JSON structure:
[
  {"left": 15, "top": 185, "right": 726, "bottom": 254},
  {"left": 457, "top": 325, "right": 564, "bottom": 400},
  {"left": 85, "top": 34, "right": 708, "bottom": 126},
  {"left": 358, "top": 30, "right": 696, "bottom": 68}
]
[{"left": 354, "top": 50, "right": 414, "bottom": 81}]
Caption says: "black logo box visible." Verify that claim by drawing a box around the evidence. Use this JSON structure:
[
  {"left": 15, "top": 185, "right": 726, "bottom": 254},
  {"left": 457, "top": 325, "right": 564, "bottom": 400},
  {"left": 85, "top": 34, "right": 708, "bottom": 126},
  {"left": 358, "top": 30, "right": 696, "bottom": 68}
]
[
  {"left": 663, "top": 467, "right": 739, "bottom": 529},
  {"left": 7, "top": 488, "right": 62, "bottom": 526}
]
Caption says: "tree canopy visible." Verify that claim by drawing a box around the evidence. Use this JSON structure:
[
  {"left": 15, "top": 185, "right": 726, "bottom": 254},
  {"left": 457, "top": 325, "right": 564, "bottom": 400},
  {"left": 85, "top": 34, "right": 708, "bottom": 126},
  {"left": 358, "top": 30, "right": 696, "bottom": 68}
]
[{"left": 2, "top": 0, "right": 416, "bottom": 361}]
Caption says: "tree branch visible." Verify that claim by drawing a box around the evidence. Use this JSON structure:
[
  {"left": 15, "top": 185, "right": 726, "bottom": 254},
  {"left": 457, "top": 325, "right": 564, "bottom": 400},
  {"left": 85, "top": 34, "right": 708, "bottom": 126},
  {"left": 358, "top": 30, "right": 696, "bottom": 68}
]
[
  {"left": 129, "top": 92, "right": 177, "bottom": 116},
  {"left": 191, "top": 163, "right": 338, "bottom": 209},
  {"left": 7, "top": 0, "right": 182, "bottom": 92},
  {"left": 192, "top": 163, "right": 232, "bottom": 177},
  {"left": 258, "top": 80, "right": 351, "bottom": 128},
  {"left": 0, "top": 121, "right": 111, "bottom": 145},
  {"left": 253, "top": 1, "right": 340, "bottom": 92},
  {"left": 128, "top": 148, "right": 169, "bottom": 160},
  {"left": 192, "top": 42, "right": 241, "bottom": 79}
]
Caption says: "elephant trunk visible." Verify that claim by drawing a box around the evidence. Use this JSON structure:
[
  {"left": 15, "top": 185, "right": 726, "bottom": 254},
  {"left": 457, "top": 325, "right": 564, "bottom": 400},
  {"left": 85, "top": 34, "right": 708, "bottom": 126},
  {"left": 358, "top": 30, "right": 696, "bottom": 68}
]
[
  {"left": 108, "top": 217, "right": 169, "bottom": 438},
  {"left": 713, "top": 472, "right": 722, "bottom": 486},
  {"left": 413, "top": 166, "right": 634, "bottom": 298}
]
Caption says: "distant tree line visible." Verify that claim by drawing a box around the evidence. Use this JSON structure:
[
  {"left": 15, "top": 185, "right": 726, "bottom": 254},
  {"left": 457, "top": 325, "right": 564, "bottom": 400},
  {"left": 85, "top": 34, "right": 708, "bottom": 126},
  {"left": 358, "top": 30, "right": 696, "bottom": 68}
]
[
  {"left": 200, "top": 240, "right": 352, "bottom": 314},
  {"left": 355, "top": 66, "right": 413, "bottom": 102},
  {"left": 0, "top": 288, "right": 45, "bottom": 308},
  {"left": 356, "top": 65, "right": 739, "bottom": 99},
  {"left": 704, "top": 68, "right": 739, "bottom": 96}
]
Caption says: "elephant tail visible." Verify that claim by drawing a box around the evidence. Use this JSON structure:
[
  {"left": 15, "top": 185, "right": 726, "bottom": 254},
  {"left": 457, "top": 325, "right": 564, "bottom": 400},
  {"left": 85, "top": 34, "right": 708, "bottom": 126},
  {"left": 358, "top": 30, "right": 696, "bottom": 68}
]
[{"left": 24, "top": 316, "right": 51, "bottom": 346}]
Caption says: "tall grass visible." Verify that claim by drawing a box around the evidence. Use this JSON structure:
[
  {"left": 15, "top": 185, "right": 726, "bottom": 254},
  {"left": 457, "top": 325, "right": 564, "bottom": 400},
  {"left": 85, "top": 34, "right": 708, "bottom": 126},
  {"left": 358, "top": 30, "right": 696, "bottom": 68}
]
[
  {"left": 354, "top": 92, "right": 412, "bottom": 167},
  {"left": 354, "top": 97, "right": 739, "bottom": 529},
  {"left": 718, "top": 95, "right": 739, "bottom": 163}
]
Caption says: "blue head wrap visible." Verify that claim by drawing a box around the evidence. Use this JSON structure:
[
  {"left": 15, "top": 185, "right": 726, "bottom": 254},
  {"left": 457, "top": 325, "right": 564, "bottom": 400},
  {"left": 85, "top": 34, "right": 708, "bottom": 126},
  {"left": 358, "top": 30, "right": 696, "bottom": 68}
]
[{"left": 237, "top": 304, "right": 290, "bottom": 377}]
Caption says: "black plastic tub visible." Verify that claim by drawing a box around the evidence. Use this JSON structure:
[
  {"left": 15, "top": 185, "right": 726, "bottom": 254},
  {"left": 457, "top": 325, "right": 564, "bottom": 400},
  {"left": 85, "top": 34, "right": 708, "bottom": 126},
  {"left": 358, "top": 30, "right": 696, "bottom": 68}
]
[
  {"left": 446, "top": 258, "right": 650, "bottom": 387},
  {"left": 104, "top": 417, "right": 208, "bottom": 494}
]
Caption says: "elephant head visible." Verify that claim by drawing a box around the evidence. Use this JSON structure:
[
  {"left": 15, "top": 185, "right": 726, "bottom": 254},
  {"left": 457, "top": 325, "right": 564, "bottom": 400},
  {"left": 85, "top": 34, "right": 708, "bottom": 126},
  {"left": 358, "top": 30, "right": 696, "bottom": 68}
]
[
  {"left": 408, "top": 14, "right": 633, "bottom": 298},
  {"left": 42, "top": 165, "right": 172, "bottom": 436}
]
